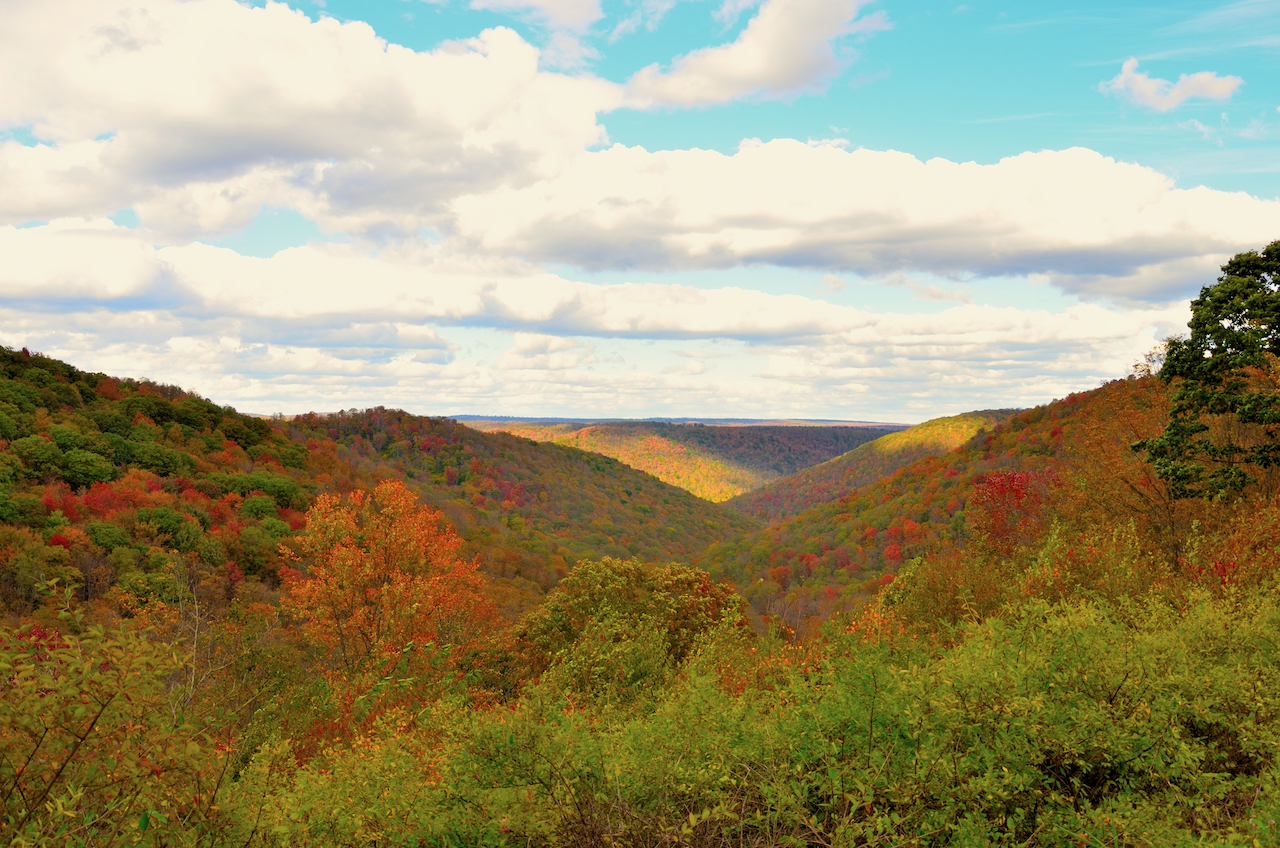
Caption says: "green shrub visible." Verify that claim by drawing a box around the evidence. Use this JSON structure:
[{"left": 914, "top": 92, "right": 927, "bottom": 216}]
[
  {"left": 135, "top": 507, "right": 202, "bottom": 552},
  {"left": 132, "top": 442, "right": 196, "bottom": 476},
  {"left": 63, "top": 448, "right": 116, "bottom": 488},
  {"left": 208, "top": 472, "right": 302, "bottom": 508},
  {"left": 87, "top": 521, "right": 132, "bottom": 552},
  {"left": 240, "top": 495, "right": 278, "bottom": 519},
  {"left": 45, "top": 425, "right": 85, "bottom": 451},
  {"left": 9, "top": 435, "right": 63, "bottom": 477},
  {"left": 259, "top": 517, "right": 290, "bottom": 538}
]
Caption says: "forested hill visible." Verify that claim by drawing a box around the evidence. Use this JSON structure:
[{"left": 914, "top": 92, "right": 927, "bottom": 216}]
[
  {"left": 698, "top": 377, "right": 1172, "bottom": 629},
  {"left": 0, "top": 348, "right": 755, "bottom": 621},
  {"left": 726, "top": 411, "right": 1013, "bottom": 522},
  {"left": 465, "top": 419, "right": 899, "bottom": 501},
  {"left": 285, "top": 410, "right": 758, "bottom": 611}
]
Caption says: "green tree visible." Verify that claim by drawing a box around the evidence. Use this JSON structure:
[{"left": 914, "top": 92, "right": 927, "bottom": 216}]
[
  {"left": 9, "top": 435, "right": 63, "bottom": 479},
  {"left": 1136, "top": 239, "right": 1280, "bottom": 497},
  {"left": 62, "top": 447, "right": 116, "bottom": 488}
]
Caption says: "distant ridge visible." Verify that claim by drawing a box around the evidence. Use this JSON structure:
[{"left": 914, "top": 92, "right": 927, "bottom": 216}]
[
  {"left": 455, "top": 415, "right": 910, "bottom": 428},
  {"left": 726, "top": 410, "right": 1015, "bottom": 522},
  {"left": 465, "top": 419, "right": 901, "bottom": 501}
]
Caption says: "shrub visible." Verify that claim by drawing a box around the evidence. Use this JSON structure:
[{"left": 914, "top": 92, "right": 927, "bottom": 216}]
[{"left": 240, "top": 495, "right": 278, "bottom": 519}]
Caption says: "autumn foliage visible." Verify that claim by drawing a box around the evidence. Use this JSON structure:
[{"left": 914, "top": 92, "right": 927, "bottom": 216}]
[{"left": 281, "top": 479, "right": 496, "bottom": 677}]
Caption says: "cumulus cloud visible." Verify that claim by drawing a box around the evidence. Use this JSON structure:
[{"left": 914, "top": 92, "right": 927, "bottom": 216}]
[
  {"left": 495, "top": 333, "right": 596, "bottom": 370},
  {"left": 452, "top": 142, "right": 1280, "bottom": 303},
  {"left": 625, "top": 0, "right": 890, "bottom": 106},
  {"left": 1099, "top": 58, "right": 1243, "bottom": 112},
  {"left": 0, "top": 0, "right": 620, "bottom": 238},
  {"left": 1, "top": 216, "right": 1189, "bottom": 417}
]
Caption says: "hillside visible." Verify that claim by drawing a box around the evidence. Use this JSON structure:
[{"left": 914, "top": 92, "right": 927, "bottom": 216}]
[
  {"left": 0, "top": 348, "right": 755, "bottom": 621},
  {"left": 725, "top": 410, "right": 1013, "bottom": 522},
  {"left": 284, "top": 410, "right": 758, "bottom": 611},
  {"left": 698, "top": 377, "right": 1175, "bottom": 629},
  {"left": 465, "top": 419, "right": 899, "bottom": 501}
]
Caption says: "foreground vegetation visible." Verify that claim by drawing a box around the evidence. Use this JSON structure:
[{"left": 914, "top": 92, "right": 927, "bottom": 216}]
[{"left": 4, "top": 243, "right": 1280, "bottom": 845}]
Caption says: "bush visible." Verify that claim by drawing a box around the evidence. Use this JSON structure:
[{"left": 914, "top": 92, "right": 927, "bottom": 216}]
[
  {"left": 87, "top": 521, "right": 132, "bottom": 552},
  {"left": 132, "top": 442, "right": 196, "bottom": 477},
  {"left": 135, "top": 507, "right": 203, "bottom": 552},
  {"left": 240, "top": 495, "right": 278, "bottom": 519},
  {"left": 63, "top": 448, "right": 116, "bottom": 488},
  {"left": 9, "top": 435, "right": 63, "bottom": 477},
  {"left": 208, "top": 472, "right": 302, "bottom": 508}
]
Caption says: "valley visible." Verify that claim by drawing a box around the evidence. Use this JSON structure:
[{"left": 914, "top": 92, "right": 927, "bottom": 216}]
[{"left": 3, "top": 245, "right": 1280, "bottom": 847}]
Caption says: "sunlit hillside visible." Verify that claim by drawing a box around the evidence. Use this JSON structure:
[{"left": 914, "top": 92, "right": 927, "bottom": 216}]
[
  {"left": 465, "top": 419, "right": 898, "bottom": 501},
  {"left": 699, "top": 378, "right": 1175, "bottom": 629},
  {"left": 726, "top": 410, "right": 1014, "bottom": 522}
]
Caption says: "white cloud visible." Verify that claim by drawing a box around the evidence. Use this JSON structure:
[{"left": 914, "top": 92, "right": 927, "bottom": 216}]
[
  {"left": 470, "top": 0, "right": 603, "bottom": 30},
  {"left": 0, "top": 217, "right": 1189, "bottom": 417},
  {"left": 451, "top": 142, "right": 1280, "bottom": 303},
  {"left": 0, "top": 0, "right": 620, "bottom": 237},
  {"left": 610, "top": 0, "right": 679, "bottom": 40},
  {"left": 1099, "top": 58, "right": 1243, "bottom": 112},
  {"left": 818, "top": 274, "right": 846, "bottom": 295},
  {"left": 495, "top": 333, "right": 596, "bottom": 370},
  {"left": 625, "top": 0, "right": 890, "bottom": 106}
]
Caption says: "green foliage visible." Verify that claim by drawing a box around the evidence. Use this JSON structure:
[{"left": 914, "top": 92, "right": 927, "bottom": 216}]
[
  {"left": 87, "top": 520, "right": 133, "bottom": 551},
  {"left": 0, "top": 492, "right": 46, "bottom": 528},
  {"left": 62, "top": 447, "right": 116, "bottom": 487},
  {"left": 208, "top": 471, "right": 303, "bottom": 508},
  {"left": 240, "top": 494, "right": 278, "bottom": 519},
  {"left": 429, "top": 589, "right": 1280, "bottom": 846},
  {"left": 515, "top": 557, "right": 746, "bottom": 709},
  {"left": 136, "top": 507, "right": 203, "bottom": 552},
  {"left": 132, "top": 441, "right": 196, "bottom": 476},
  {"left": 10, "top": 435, "right": 63, "bottom": 478},
  {"left": 0, "top": 593, "right": 227, "bottom": 845},
  {"left": 1138, "top": 240, "right": 1280, "bottom": 498},
  {"left": 0, "top": 410, "right": 19, "bottom": 440}
]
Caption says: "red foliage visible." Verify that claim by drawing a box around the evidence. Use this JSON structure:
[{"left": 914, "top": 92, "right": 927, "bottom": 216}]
[
  {"left": 969, "top": 469, "right": 1059, "bottom": 556},
  {"left": 42, "top": 486, "right": 80, "bottom": 522},
  {"left": 95, "top": 377, "right": 122, "bottom": 401}
]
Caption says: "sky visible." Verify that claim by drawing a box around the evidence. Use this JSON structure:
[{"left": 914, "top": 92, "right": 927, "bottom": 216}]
[{"left": 1, "top": 0, "right": 1279, "bottom": 422}]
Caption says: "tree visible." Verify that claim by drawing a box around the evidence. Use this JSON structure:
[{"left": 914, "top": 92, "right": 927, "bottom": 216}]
[
  {"left": 1136, "top": 240, "right": 1280, "bottom": 498},
  {"left": 281, "top": 479, "right": 496, "bottom": 678}
]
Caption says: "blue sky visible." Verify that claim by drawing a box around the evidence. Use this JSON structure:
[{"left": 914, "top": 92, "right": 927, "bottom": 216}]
[
  {"left": 291, "top": 0, "right": 1280, "bottom": 194},
  {"left": 1, "top": 0, "right": 1278, "bottom": 421}
]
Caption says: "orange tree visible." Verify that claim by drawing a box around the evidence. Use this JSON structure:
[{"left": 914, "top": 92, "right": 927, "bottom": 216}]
[{"left": 280, "top": 479, "right": 496, "bottom": 680}]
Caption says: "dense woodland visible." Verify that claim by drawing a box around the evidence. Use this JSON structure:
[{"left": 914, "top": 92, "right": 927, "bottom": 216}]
[
  {"left": 3, "top": 243, "right": 1280, "bottom": 845},
  {"left": 725, "top": 411, "right": 1011, "bottom": 523},
  {"left": 466, "top": 420, "right": 896, "bottom": 502}
]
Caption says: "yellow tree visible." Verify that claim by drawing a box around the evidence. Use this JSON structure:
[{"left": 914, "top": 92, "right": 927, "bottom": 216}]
[{"left": 281, "top": 480, "right": 495, "bottom": 678}]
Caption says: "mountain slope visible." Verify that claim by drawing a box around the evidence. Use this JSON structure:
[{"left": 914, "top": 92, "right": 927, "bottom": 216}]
[
  {"left": 725, "top": 411, "right": 1013, "bottom": 522},
  {"left": 0, "top": 349, "right": 757, "bottom": 622},
  {"left": 284, "top": 410, "right": 759, "bottom": 608},
  {"left": 698, "top": 378, "right": 1174, "bottom": 628},
  {"left": 465, "top": 420, "right": 898, "bottom": 501}
]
